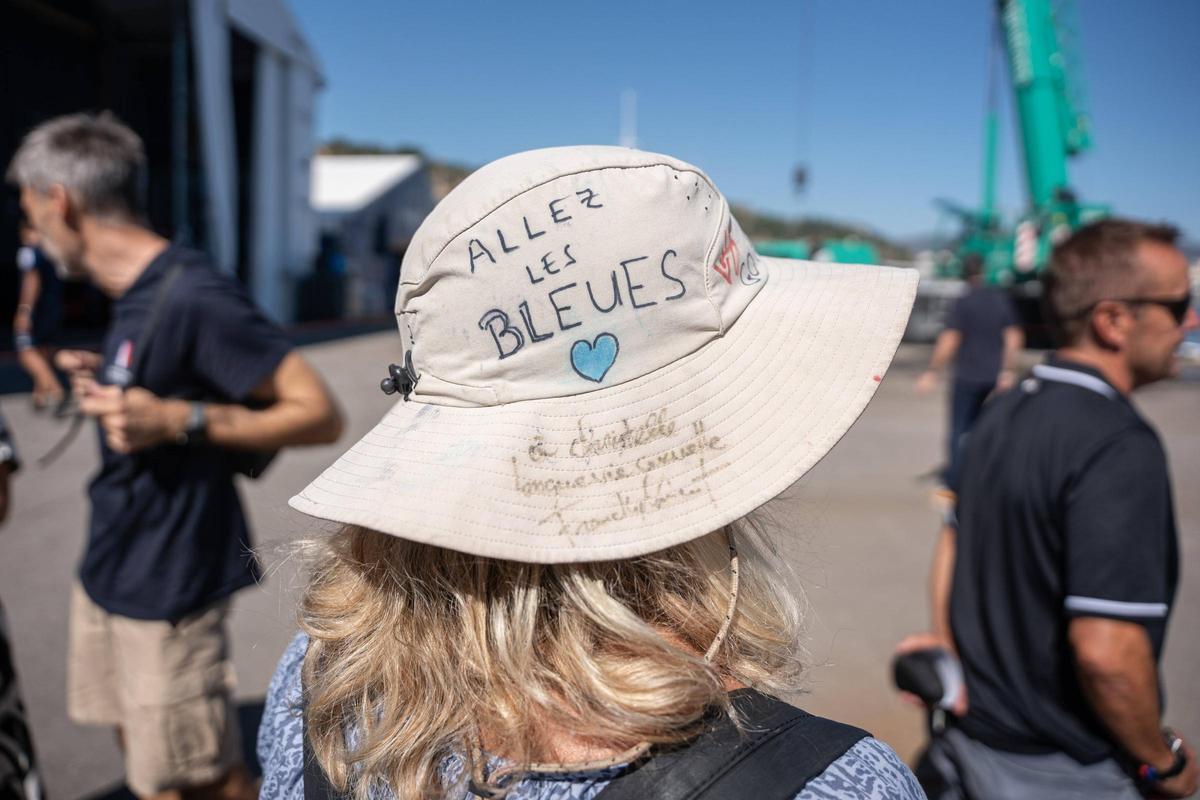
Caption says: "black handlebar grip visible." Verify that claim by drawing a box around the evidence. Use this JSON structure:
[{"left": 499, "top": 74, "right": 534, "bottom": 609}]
[{"left": 893, "top": 648, "right": 950, "bottom": 706}]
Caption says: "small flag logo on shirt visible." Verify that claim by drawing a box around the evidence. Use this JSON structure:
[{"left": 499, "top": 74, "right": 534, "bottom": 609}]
[
  {"left": 116, "top": 340, "right": 134, "bottom": 369},
  {"left": 106, "top": 340, "right": 135, "bottom": 387}
]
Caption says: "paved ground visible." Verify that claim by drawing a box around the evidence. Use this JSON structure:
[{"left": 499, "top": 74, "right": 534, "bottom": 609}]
[{"left": 1, "top": 334, "right": 1196, "bottom": 798}]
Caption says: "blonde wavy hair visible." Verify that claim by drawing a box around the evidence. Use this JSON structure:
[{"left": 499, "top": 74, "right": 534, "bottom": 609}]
[{"left": 299, "top": 517, "right": 806, "bottom": 799}]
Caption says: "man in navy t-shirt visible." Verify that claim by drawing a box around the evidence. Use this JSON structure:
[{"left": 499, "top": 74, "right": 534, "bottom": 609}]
[
  {"left": 916, "top": 256, "right": 1023, "bottom": 489},
  {"left": 9, "top": 113, "right": 343, "bottom": 799}
]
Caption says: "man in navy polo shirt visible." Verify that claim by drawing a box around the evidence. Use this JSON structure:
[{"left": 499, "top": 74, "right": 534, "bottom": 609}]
[
  {"left": 914, "top": 219, "right": 1198, "bottom": 798},
  {"left": 9, "top": 113, "right": 344, "bottom": 799}
]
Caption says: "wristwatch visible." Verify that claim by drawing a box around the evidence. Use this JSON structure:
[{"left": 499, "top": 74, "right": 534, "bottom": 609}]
[
  {"left": 1138, "top": 729, "right": 1187, "bottom": 785},
  {"left": 175, "top": 402, "right": 208, "bottom": 446}
]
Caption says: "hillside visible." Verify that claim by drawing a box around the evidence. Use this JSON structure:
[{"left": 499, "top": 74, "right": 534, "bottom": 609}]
[{"left": 729, "top": 204, "right": 913, "bottom": 261}]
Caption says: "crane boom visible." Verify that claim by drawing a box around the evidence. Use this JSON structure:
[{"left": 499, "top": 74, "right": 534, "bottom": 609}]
[
  {"left": 998, "top": 0, "right": 1089, "bottom": 214},
  {"left": 936, "top": 0, "right": 1107, "bottom": 286}
]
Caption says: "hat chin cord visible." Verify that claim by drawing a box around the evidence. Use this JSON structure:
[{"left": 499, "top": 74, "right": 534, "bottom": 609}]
[{"left": 467, "top": 528, "right": 742, "bottom": 798}]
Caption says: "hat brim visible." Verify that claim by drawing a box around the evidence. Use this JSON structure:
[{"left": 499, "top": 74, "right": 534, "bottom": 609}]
[{"left": 290, "top": 258, "right": 917, "bottom": 562}]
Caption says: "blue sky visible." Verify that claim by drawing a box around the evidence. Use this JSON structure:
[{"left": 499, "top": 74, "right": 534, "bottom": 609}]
[{"left": 290, "top": 1, "right": 1199, "bottom": 240}]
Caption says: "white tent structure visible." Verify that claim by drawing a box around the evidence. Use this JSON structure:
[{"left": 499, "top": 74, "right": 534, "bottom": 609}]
[
  {"left": 192, "top": 0, "right": 323, "bottom": 322},
  {"left": 311, "top": 155, "right": 434, "bottom": 316},
  {"left": 1, "top": 0, "right": 323, "bottom": 326}
]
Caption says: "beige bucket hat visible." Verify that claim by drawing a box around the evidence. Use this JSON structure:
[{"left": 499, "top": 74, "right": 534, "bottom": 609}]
[{"left": 291, "top": 146, "right": 917, "bottom": 563}]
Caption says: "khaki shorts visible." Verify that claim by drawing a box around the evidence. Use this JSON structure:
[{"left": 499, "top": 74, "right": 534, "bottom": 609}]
[{"left": 67, "top": 582, "right": 240, "bottom": 796}]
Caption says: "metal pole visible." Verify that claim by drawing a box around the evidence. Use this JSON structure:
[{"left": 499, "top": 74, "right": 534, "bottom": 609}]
[{"left": 619, "top": 89, "right": 637, "bottom": 149}]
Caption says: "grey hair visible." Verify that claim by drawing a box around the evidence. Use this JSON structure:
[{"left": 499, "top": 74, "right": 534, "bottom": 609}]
[{"left": 6, "top": 112, "right": 146, "bottom": 219}]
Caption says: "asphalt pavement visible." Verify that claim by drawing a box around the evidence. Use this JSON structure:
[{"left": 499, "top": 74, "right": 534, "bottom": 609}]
[{"left": 1, "top": 335, "right": 1196, "bottom": 798}]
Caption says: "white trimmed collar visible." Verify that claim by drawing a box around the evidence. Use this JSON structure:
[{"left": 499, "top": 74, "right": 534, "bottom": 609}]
[{"left": 1031, "top": 364, "right": 1119, "bottom": 401}]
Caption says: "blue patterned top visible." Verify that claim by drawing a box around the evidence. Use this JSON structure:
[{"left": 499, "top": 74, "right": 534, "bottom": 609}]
[{"left": 259, "top": 634, "right": 923, "bottom": 800}]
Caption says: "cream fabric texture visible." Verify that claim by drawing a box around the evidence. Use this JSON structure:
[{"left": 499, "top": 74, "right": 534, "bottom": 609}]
[{"left": 291, "top": 146, "right": 918, "bottom": 562}]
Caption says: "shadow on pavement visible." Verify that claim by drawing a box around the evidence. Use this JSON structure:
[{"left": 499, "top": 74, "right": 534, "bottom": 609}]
[{"left": 80, "top": 698, "right": 265, "bottom": 800}]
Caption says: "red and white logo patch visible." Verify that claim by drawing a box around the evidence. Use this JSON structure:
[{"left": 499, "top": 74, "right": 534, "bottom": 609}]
[{"left": 115, "top": 339, "right": 134, "bottom": 370}]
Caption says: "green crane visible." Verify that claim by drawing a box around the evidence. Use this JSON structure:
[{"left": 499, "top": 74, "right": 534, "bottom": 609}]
[{"left": 940, "top": 0, "right": 1107, "bottom": 284}]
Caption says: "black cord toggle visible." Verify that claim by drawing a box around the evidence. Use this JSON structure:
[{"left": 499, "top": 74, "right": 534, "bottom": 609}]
[{"left": 380, "top": 350, "right": 420, "bottom": 400}]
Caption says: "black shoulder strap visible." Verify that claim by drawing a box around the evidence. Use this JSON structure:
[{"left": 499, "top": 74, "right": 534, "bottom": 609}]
[
  {"left": 303, "top": 702, "right": 347, "bottom": 800},
  {"left": 300, "top": 689, "right": 868, "bottom": 800},
  {"left": 129, "top": 261, "right": 186, "bottom": 384},
  {"left": 596, "top": 689, "right": 869, "bottom": 800}
]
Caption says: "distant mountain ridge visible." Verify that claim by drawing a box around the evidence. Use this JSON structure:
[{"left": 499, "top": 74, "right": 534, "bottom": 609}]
[{"left": 729, "top": 205, "right": 913, "bottom": 261}]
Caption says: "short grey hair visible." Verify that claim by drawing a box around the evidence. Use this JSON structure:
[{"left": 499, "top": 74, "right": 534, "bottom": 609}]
[{"left": 6, "top": 112, "right": 146, "bottom": 219}]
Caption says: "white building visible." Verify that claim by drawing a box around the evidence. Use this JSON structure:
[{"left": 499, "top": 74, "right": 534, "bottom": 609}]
[
  {"left": 311, "top": 155, "right": 434, "bottom": 316},
  {"left": 1, "top": 0, "right": 323, "bottom": 325},
  {"left": 192, "top": 0, "right": 324, "bottom": 322}
]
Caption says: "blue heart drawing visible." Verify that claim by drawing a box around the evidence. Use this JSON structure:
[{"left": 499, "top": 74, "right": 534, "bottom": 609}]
[{"left": 570, "top": 333, "right": 620, "bottom": 383}]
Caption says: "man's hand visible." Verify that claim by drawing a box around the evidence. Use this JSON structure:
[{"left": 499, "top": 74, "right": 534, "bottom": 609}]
[
  {"left": 1151, "top": 737, "right": 1199, "bottom": 798},
  {"left": 55, "top": 349, "right": 103, "bottom": 374},
  {"left": 79, "top": 385, "right": 189, "bottom": 454},
  {"left": 896, "top": 631, "right": 955, "bottom": 656},
  {"left": 893, "top": 631, "right": 969, "bottom": 716},
  {"left": 55, "top": 349, "right": 104, "bottom": 397},
  {"left": 995, "top": 368, "right": 1017, "bottom": 393},
  {"left": 915, "top": 369, "right": 940, "bottom": 396},
  {"left": 918, "top": 329, "right": 962, "bottom": 396}
]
